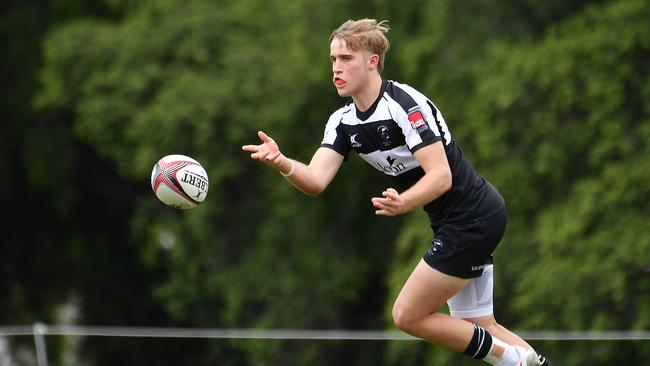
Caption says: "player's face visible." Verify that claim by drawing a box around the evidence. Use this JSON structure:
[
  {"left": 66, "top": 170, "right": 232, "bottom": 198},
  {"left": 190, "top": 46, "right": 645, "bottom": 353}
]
[{"left": 330, "top": 38, "right": 372, "bottom": 97}]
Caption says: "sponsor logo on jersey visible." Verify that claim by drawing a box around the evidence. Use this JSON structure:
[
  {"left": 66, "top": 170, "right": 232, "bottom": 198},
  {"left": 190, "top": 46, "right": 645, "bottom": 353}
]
[
  {"left": 408, "top": 107, "right": 429, "bottom": 133},
  {"left": 375, "top": 155, "right": 405, "bottom": 174},
  {"left": 350, "top": 133, "right": 361, "bottom": 148}
]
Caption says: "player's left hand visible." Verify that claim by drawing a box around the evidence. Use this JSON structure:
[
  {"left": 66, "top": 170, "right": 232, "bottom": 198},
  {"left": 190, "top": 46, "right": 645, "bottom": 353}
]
[{"left": 371, "top": 188, "right": 407, "bottom": 216}]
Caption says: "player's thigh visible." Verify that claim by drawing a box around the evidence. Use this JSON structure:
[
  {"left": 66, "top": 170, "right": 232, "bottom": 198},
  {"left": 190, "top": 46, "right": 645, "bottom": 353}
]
[
  {"left": 447, "top": 264, "right": 494, "bottom": 319},
  {"left": 393, "top": 259, "right": 469, "bottom": 320}
]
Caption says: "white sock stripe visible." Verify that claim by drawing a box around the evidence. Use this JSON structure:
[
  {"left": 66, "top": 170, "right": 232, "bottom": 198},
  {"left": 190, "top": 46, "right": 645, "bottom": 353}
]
[{"left": 472, "top": 325, "right": 485, "bottom": 357}]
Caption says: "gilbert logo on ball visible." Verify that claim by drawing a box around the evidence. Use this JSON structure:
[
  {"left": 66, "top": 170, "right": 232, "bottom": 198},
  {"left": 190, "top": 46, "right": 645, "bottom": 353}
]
[{"left": 151, "top": 154, "right": 209, "bottom": 209}]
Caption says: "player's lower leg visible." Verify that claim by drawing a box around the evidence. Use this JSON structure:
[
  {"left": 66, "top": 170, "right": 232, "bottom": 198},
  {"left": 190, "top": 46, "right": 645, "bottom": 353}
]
[
  {"left": 465, "top": 316, "right": 551, "bottom": 365},
  {"left": 392, "top": 261, "right": 542, "bottom": 364},
  {"left": 465, "top": 315, "right": 532, "bottom": 349},
  {"left": 392, "top": 311, "right": 540, "bottom": 365},
  {"left": 463, "top": 323, "right": 541, "bottom": 366}
]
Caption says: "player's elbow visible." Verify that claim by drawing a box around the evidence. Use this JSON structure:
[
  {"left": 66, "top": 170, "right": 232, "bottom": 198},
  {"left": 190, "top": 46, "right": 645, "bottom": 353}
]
[
  {"left": 302, "top": 182, "right": 326, "bottom": 197},
  {"left": 294, "top": 165, "right": 335, "bottom": 197},
  {"left": 303, "top": 190, "right": 321, "bottom": 197},
  {"left": 289, "top": 176, "right": 327, "bottom": 196}
]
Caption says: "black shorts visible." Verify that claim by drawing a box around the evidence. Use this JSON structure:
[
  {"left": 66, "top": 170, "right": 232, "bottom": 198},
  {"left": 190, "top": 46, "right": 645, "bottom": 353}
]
[{"left": 423, "top": 206, "right": 507, "bottom": 279}]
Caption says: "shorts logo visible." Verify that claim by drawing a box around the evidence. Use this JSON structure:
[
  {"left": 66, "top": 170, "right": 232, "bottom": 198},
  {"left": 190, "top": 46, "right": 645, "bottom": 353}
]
[
  {"left": 471, "top": 264, "right": 487, "bottom": 272},
  {"left": 350, "top": 133, "right": 361, "bottom": 148},
  {"left": 427, "top": 239, "right": 444, "bottom": 256},
  {"left": 408, "top": 107, "right": 429, "bottom": 133}
]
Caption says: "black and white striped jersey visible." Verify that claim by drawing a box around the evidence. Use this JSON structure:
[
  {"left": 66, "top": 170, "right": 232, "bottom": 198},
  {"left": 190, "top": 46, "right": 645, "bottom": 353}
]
[{"left": 321, "top": 79, "right": 503, "bottom": 224}]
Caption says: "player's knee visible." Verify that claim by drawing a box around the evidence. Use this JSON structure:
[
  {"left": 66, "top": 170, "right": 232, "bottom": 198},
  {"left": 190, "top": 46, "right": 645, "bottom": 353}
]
[
  {"left": 391, "top": 302, "right": 420, "bottom": 333},
  {"left": 391, "top": 308, "right": 412, "bottom": 332}
]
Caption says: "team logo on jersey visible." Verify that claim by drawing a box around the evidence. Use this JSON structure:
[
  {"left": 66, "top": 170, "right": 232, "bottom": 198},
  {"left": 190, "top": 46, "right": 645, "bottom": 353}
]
[
  {"left": 377, "top": 125, "right": 392, "bottom": 147},
  {"left": 408, "top": 107, "right": 429, "bottom": 133},
  {"left": 350, "top": 133, "right": 361, "bottom": 148}
]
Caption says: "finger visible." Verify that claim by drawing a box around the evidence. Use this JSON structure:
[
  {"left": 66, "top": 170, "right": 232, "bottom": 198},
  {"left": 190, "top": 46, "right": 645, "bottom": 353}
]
[
  {"left": 382, "top": 188, "right": 399, "bottom": 199},
  {"left": 371, "top": 196, "right": 386, "bottom": 203},
  {"left": 375, "top": 208, "right": 395, "bottom": 217},
  {"left": 258, "top": 131, "right": 271, "bottom": 143},
  {"left": 266, "top": 151, "right": 281, "bottom": 162},
  {"left": 258, "top": 151, "right": 270, "bottom": 160},
  {"left": 373, "top": 196, "right": 395, "bottom": 206},
  {"left": 251, "top": 149, "right": 271, "bottom": 159},
  {"left": 372, "top": 198, "right": 395, "bottom": 210},
  {"left": 242, "top": 144, "right": 260, "bottom": 152}
]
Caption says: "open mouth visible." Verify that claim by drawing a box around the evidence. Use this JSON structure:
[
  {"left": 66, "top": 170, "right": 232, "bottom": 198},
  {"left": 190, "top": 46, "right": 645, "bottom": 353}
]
[{"left": 334, "top": 78, "right": 345, "bottom": 86}]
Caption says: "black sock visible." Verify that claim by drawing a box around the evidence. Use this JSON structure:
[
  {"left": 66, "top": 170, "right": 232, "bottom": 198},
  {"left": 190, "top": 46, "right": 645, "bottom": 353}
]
[{"left": 463, "top": 324, "right": 493, "bottom": 359}]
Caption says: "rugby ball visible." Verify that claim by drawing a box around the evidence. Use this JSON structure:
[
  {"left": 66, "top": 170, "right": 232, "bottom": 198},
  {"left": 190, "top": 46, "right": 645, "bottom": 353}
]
[{"left": 151, "top": 154, "right": 209, "bottom": 209}]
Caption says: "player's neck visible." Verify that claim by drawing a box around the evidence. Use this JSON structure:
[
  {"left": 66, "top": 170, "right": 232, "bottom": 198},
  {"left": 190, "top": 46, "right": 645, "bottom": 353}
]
[{"left": 352, "top": 74, "right": 383, "bottom": 112}]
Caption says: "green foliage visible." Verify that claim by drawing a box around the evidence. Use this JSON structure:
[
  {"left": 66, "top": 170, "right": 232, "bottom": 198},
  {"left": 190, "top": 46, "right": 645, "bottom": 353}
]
[
  {"left": 384, "top": 0, "right": 650, "bottom": 364},
  {"left": 35, "top": 0, "right": 398, "bottom": 364},
  {"left": 2, "top": 0, "right": 647, "bottom": 364}
]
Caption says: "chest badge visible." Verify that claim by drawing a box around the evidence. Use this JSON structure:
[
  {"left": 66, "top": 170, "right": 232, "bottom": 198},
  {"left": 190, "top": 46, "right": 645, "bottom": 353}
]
[{"left": 377, "top": 125, "right": 392, "bottom": 147}]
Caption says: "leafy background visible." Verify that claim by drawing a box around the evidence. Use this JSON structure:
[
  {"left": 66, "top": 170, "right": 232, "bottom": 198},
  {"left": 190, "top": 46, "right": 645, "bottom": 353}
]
[{"left": 1, "top": 0, "right": 648, "bottom": 364}]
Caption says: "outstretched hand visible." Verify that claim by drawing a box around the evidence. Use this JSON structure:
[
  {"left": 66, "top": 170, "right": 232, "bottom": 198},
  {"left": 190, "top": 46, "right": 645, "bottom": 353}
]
[
  {"left": 371, "top": 188, "right": 408, "bottom": 216},
  {"left": 242, "top": 131, "right": 285, "bottom": 170}
]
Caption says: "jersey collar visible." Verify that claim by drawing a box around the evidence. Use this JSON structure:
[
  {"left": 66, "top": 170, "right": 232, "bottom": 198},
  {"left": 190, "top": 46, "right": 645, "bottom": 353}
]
[{"left": 355, "top": 79, "right": 388, "bottom": 121}]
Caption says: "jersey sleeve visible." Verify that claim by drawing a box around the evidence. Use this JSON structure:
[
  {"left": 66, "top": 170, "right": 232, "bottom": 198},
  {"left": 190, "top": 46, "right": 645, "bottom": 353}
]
[
  {"left": 403, "top": 104, "right": 441, "bottom": 153},
  {"left": 384, "top": 81, "right": 448, "bottom": 153},
  {"left": 320, "top": 106, "right": 352, "bottom": 159},
  {"left": 392, "top": 96, "right": 442, "bottom": 153}
]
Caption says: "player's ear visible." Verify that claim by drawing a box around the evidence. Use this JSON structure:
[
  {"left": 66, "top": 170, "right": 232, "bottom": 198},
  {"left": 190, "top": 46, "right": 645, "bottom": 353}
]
[{"left": 368, "top": 53, "right": 380, "bottom": 70}]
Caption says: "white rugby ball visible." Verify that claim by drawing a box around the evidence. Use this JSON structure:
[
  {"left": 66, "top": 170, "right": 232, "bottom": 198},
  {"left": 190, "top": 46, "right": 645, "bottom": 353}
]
[{"left": 151, "top": 154, "right": 209, "bottom": 209}]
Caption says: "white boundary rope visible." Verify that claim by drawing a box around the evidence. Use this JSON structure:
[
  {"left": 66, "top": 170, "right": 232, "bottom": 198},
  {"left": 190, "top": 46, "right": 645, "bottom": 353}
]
[{"left": 1, "top": 325, "right": 650, "bottom": 341}]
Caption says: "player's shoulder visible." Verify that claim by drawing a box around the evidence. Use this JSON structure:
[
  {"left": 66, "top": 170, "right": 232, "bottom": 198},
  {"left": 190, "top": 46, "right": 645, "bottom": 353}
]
[
  {"left": 383, "top": 79, "right": 429, "bottom": 113},
  {"left": 385, "top": 79, "right": 416, "bottom": 91},
  {"left": 326, "top": 101, "right": 354, "bottom": 124}
]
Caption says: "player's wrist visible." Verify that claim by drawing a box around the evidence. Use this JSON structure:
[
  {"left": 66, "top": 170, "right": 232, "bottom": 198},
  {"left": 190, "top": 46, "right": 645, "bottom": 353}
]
[{"left": 280, "top": 156, "right": 295, "bottom": 177}]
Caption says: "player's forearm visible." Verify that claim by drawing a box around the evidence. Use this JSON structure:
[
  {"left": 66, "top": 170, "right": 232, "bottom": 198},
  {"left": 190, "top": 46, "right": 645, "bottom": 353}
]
[
  {"left": 400, "top": 168, "right": 452, "bottom": 212},
  {"left": 278, "top": 157, "right": 327, "bottom": 196}
]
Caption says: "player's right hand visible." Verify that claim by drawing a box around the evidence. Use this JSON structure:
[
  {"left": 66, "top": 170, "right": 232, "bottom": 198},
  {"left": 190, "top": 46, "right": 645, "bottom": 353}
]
[{"left": 242, "top": 131, "right": 285, "bottom": 170}]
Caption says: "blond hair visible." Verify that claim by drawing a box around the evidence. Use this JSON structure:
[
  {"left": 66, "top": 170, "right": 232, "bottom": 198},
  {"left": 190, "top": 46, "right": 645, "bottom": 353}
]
[{"left": 330, "top": 19, "right": 390, "bottom": 72}]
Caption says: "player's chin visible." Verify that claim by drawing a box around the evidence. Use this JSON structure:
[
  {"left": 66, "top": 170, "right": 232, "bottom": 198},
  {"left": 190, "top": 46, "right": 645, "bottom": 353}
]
[{"left": 336, "top": 87, "right": 351, "bottom": 97}]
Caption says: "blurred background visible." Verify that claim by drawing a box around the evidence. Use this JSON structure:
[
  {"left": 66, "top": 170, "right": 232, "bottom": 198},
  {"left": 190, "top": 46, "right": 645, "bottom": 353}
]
[{"left": 1, "top": 0, "right": 649, "bottom": 365}]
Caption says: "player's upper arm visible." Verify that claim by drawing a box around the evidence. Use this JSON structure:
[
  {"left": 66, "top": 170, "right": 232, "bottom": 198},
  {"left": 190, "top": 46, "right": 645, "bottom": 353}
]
[{"left": 413, "top": 141, "right": 452, "bottom": 191}]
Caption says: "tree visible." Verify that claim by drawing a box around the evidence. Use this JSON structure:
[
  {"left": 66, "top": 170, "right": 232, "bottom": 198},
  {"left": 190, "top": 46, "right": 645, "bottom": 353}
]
[
  {"left": 36, "top": 0, "right": 400, "bottom": 364},
  {"left": 13, "top": 0, "right": 648, "bottom": 364},
  {"left": 385, "top": 0, "right": 650, "bottom": 364}
]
